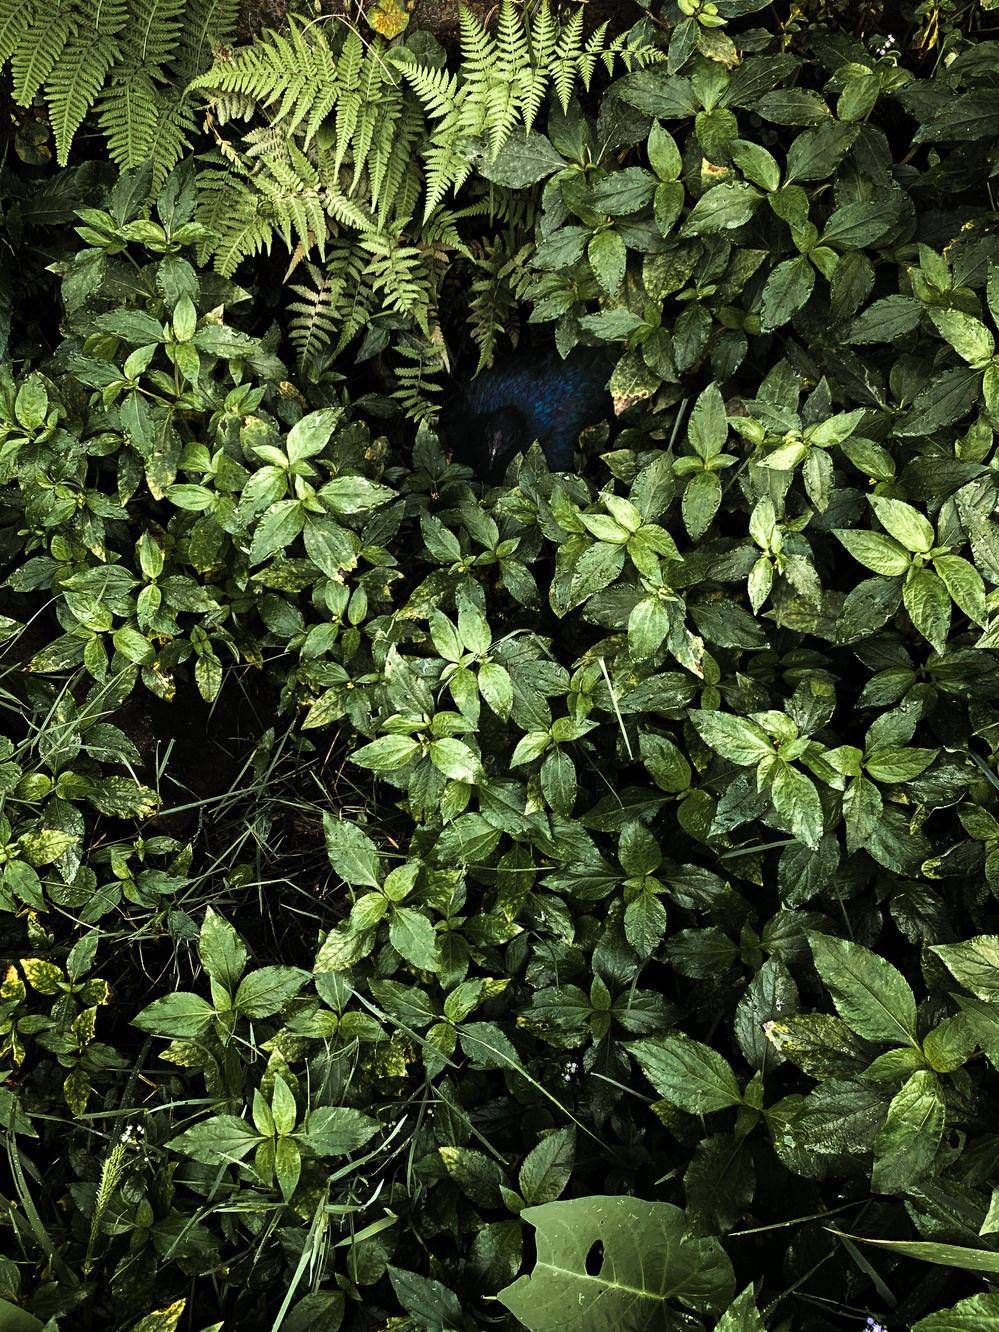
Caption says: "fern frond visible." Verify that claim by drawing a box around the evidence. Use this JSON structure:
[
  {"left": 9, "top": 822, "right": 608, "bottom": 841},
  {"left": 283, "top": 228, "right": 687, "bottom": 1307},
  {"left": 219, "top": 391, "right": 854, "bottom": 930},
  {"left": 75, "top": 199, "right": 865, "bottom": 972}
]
[
  {"left": 388, "top": 340, "right": 447, "bottom": 424},
  {"left": 492, "top": 1, "right": 530, "bottom": 144},
  {"left": 10, "top": 0, "right": 75, "bottom": 104},
  {"left": 287, "top": 246, "right": 378, "bottom": 366},
  {"left": 196, "top": 165, "right": 275, "bottom": 276},
  {"left": 551, "top": 6, "right": 584, "bottom": 112},
  {"left": 286, "top": 261, "right": 338, "bottom": 370},
  {"left": 324, "top": 180, "right": 378, "bottom": 233},
  {"left": 302, "top": 40, "right": 339, "bottom": 147},
  {"left": 350, "top": 50, "right": 395, "bottom": 194},
  {"left": 98, "top": 69, "right": 195, "bottom": 184},
  {"left": 579, "top": 22, "right": 612, "bottom": 90},
  {"left": 420, "top": 210, "right": 472, "bottom": 256},
  {"left": 171, "top": 0, "right": 239, "bottom": 84},
  {"left": 137, "top": 90, "right": 198, "bottom": 189},
  {"left": 116, "top": 0, "right": 185, "bottom": 72},
  {"left": 420, "top": 145, "right": 473, "bottom": 222},
  {"left": 188, "top": 16, "right": 344, "bottom": 147},
  {"left": 253, "top": 146, "right": 328, "bottom": 261},
  {"left": 210, "top": 90, "right": 259, "bottom": 125},
  {"left": 370, "top": 98, "right": 424, "bottom": 226},
  {"left": 522, "top": 1, "right": 556, "bottom": 132},
  {"left": 396, "top": 58, "right": 460, "bottom": 125},
  {"left": 48, "top": 30, "right": 122, "bottom": 164},
  {"left": 0, "top": 1, "right": 35, "bottom": 69},
  {"left": 465, "top": 237, "right": 535, "bottom": 372},
  {"left": 360, "top": 234, "right": 437, "bottom": 337},
  {"left": 332, "top": 29, "right": 365, "bottom": 177},
  {"left": 243, "top": 122, "right": 293, "bottom": 161}
]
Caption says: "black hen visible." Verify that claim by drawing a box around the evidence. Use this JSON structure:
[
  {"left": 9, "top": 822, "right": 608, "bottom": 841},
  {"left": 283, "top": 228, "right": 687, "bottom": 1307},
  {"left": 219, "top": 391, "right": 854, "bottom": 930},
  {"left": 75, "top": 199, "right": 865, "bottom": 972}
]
[{"left": 439, "top": 345, "right": 614, "bottom": 483}]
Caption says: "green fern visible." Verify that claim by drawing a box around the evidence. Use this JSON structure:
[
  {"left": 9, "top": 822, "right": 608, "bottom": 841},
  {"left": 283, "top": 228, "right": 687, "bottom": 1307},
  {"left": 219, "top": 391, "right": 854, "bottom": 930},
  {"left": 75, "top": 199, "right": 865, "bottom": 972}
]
[
  {"left": 287, "top": 250, "right": 378, "bottom": 367},
  {"left": 0, "top": 0, "right": 238, "bottom": 174},
  {"left": 185, "top": 2, "right": 634, "bottom": 415},
  {"left": 9, "top": 0, "right": 76, "bottom": 108},
  {"left": 187, "top": 15, "right": 340, "bottom": 146},
  {"left": 47, "top": 7, "right": 126, "bottom": 165},
  {"left": 388, "top": 339, "right": 448, "bottom": 424},
  {"left": 465, "top": 238, "right": 536, "bottom": 375},
  {"left": 395, "top": 0, "right": 624, "bottom": 224}
]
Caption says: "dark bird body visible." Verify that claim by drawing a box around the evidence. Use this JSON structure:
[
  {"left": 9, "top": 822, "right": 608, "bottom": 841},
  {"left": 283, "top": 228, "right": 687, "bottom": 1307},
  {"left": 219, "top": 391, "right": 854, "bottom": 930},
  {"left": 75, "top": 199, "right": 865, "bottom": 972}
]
[{"left": 440, "top": 345, "right": 614, "bottom": 483}]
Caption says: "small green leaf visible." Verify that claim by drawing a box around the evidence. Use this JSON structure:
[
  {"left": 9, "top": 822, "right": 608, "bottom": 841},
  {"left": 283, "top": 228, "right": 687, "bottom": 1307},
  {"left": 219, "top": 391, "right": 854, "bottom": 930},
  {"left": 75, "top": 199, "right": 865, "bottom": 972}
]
[
  {"left": 808, "top": 932, "right": 918, "bottom": 1045},
  {"left": 389, "top": 906, "right": 441, "bottom": 971},
  {"left": 872, "top": 1069, "right": 945, "bottom": 1192},
  {"left": 870, "top": 496, "right": 935, "bottom": 553},
  {"left": 904, "top": 567, "right": 950, "bottom": 654},
  {"left": 689, "top": 710, "right": 772, "bottom": 766},
  {"left": 631, "top": 1033, "right": 742, "bottom": 1112}
]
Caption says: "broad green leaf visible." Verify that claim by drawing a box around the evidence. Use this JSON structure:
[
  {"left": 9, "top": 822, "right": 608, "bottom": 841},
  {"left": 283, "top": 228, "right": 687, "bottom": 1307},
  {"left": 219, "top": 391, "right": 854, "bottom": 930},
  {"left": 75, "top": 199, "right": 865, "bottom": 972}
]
[
  {"left": 497, "top": 1196, "right": 735, "bottom": 1331},
  {"left": 715, "top": 1286, "right": 766, "bottom": 1332},
  {"left": 842, "top": 774, "right": 883, "bottom": 854},
  {"left": 931, "top": 308, "right": 995, "bottom": 368},
  {"left": 132, "top": 992, "right": 215, "bottom": 1038},
  {"left": 351, "top": 735, "right": 420, "bottom": 771},
  {"left": 761, "top": 255, "right": 814, "bottom": 331},
  {"left": 687, "top": 382, "right": 728, "bottom": 459},
  {"left": 0, "top": 1299, "right": 44, "bottom": 1332},
  {"left": 680, "top": 181, "right": 763, "bottom": 236},
  {"left": 628, "top": 596, "right": 670, "bottom": 660},
  {"left": 169, "top": 1115, "right": 262, "bottom": 1164},
  {"left": 808, "top": 933, "right": 918, "bottom": 1045},
  {"left": 322, "top": 814, "right": 382, "bottom": 888},
  {"left": 234, "top": 966, "right": 309, "bottom": 1019},
  {"left": 302, "top": 1106, "right": 380, "bottom": 1156},
  {"left": 477, "top": 128, "right": 568, "bottom": 187},
  {"left": 932, "top": 936, "right": 999, "bottom": 1000},
  {"left": 389, "top": 906, "right": 441, "bottom": 971},
  {"left": 631, "top": 1033, "right": 742, "bottom": 1112},
  {"left": 589, "top": 228, "right": 627, "bottom": 296},
  {"left": 388, "top": 1267, "right": 463, "bottom": 1329},
  {"left": 688, "top": 710, "right": 772, "bottom": 766},
  {"left": 922, "top": 1012, "right": 975, "bottom": 1073},
  {"left": 913, "top": 1293, "right": 999, "bottom": 1330},
  {"left": 470, "top": 1219, "right": 523, "bottom": 1288},
  {"left": 783, "top": 120, "right": 858, "bottom": 186},
  {"left": 871, "top": 1070, "right": 945, "bottom": 1193},
  {"left": 519, "top": 1127, "right": 576, "bottom": 1207},
  {"left": 864, "top": 746, "right": 937, "bottom": 782},
  {"left": 640, "top": 731, "right": 691, "bottom": 794},
  {"left": 728, "top": 139, "right": 780, "bottom": 191},
  {"left": 870, "top": 496, "right": 935, "bottom": 553},
  {"left": 847, "top": 295, "right": 921, "bottom": 340},
  {"left": 369, "top": 979, "right": 441, "bottom": 1027},
  {"left": 440, "top": 1145, "right": 506, "bottom": 1208},
  {"left": 274, "top": 1135, "right": 302, "bottom": 1202},
  {"left": 199, "top": 907, "right": 246, "bottom": 994},
  {"left": 769, "top": 760, "right": 823, "bottom": 850},
  {"left": 762, "top": 1013, "right": 873, "bottom": 1079},
  {"left": 625, "top": 889, "right": 669, "bottom": 960},
  {"left": 647, "top": 121, "right": 682, "bottom": 181},
  {"left": 684, "top": 1133, "right": 755, "bottom": 1236},
  {"left": 833, "top": 529, "right": 911, "bottom": 576},
  {"left": 904, "top": 567, "right": 951, "bottom": 654},
  {"left": 934, "top": 554, "right": 987, "bottom": 625},
  {"left": 682, "top": 471, "right": 722, "bottom": 540},
  {"left": 458, "top": 1021, "right": 521, "bottom": 1070}
]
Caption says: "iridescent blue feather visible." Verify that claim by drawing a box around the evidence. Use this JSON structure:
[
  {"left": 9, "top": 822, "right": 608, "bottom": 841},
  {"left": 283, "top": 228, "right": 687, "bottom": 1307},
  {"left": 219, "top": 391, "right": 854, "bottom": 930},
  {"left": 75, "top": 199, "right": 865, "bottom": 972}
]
[{"left": 440, "top": 345, "right": 614, "bottom": 482}]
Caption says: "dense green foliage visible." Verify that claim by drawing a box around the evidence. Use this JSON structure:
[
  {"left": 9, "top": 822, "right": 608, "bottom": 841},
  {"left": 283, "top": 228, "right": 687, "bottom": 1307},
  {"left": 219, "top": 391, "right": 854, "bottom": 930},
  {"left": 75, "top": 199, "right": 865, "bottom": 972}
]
[{"left": 5, "top": 0, "right": 999, "bottom": 1330}]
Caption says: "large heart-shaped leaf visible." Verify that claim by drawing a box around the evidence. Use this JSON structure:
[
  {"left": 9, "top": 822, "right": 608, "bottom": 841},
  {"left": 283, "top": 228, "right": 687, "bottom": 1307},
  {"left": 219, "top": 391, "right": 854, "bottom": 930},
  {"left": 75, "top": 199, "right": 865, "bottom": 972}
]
[{"left": 497, "top": 1195, "right": 734, "bottom": 1331}]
